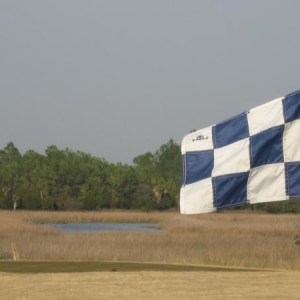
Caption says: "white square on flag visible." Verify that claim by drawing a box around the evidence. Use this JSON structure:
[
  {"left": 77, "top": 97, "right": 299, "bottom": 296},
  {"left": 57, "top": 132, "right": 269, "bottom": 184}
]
[
  {"left": 247, "top": 97, "right": 285, "bottom": 136},
  {"left": 212, "top": 138, "right": 250, "bottom": 177},
  {"left": 247, "top": 163, "right": 287, "bottom": 203},
  {"left": 180, "top": 178, "right": 215, "bottom": 214},
  {"left": 283, "top": 119, "right": 300, "bottom": 162}
]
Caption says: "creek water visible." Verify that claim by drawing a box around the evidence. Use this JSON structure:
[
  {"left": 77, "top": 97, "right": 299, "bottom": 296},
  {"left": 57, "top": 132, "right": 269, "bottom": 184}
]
[{"left": 41, "top": 222, "right": 160, "bottom": 233}]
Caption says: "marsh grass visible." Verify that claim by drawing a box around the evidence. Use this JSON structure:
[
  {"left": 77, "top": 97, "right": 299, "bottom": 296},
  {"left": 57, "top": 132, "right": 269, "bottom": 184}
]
[{"left": 0, "top": 210, "right": 299, "bottom": 270}]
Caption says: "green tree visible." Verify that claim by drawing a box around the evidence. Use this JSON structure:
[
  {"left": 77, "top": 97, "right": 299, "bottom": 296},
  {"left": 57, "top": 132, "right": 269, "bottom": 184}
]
[
  {"left": 133, "top": 139, "right": 182, "bottom": 210},
  {"left": 0, "top": 142, "right": 22, "bottom": 209},
  {"left": 107, "top": 163, "right": 138, "bottom": 209},
  {"left": 131, "top": 184, "right": 156, "bottom": 211}
]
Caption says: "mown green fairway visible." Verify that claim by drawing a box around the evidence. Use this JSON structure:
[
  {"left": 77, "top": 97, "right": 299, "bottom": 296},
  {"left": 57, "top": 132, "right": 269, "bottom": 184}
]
[{"left": 0, "top": 261, "right": 260, "bottom": 274}]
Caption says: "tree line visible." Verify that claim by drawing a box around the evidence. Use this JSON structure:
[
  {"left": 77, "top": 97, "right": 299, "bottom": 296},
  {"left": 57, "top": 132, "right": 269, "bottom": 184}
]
[
  {"left": 0, "top": 140, "right": 299, "bottom": 213},
  {"left": 0, "top": 140, "right": 182, "bottom": 211}
]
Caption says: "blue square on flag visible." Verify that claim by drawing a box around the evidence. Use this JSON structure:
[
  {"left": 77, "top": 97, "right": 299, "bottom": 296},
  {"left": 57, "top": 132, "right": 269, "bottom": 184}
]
[
  {"left": 184, "top": 150, "right": 214, "bottom": 185},
  {"left": 213, "top": 172, "right": 249, "bottom": 209},
  {"left": 214, "top": 113, "right": 249, "bottom": 148},
  {"left": 283, "top": 91, "right": 300, "bottom": 122},
  {"left": 286, "top": 162, "right": 300, "bottom": 197},
  {"left": 250, "top": 125, "right": 284, "bottom": 168}
]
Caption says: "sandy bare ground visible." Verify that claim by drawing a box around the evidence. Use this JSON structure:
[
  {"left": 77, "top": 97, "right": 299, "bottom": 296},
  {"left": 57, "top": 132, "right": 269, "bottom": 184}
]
[{"left": 1, "top": 270, "right": 300, "bottom": 300}]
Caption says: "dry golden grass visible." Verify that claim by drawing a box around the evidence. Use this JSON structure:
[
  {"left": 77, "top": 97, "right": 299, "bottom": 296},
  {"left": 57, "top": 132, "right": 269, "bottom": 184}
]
[
  {"left": 0, "top": 210, "right": 300, "bottom": 270},
  {"left": 1, "top": 270, "right": 300, "bottom": 300}
]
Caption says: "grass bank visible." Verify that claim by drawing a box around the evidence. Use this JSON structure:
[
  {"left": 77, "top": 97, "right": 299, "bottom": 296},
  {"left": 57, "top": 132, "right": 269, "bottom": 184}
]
[
  {"left": 0, "top": 261, "right": 260, "bottom": 273},
  {"left": 0, "top": 210, "right": 299, "bottom": 270}
]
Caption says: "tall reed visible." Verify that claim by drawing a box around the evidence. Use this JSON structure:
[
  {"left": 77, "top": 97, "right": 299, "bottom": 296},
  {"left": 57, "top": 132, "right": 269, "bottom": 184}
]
[{"left": 0, "top": 210, "right": 299, "bottom": 270}]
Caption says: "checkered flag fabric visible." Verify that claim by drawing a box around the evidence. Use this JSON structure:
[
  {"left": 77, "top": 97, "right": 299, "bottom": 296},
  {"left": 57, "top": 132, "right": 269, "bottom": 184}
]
[{"left": 180, "top": 90, "right": 300, "bottom": 214}]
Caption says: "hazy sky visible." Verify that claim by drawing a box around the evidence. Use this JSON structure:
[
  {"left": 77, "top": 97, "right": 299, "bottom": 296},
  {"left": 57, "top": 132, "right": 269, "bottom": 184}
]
[{"left": 1, "top": 1, "right": 300, "bottom": 164}]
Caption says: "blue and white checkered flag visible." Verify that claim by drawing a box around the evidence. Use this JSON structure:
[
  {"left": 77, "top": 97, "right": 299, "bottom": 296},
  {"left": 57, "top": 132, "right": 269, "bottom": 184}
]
[{"left": 180, "top": 90, "right": 300, "bottom": 214}]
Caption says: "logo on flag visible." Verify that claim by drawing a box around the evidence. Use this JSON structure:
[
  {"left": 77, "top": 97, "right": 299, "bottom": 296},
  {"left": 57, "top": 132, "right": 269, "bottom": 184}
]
[{"left": 192, "top": 135, "right": 209, "bottom": 141}]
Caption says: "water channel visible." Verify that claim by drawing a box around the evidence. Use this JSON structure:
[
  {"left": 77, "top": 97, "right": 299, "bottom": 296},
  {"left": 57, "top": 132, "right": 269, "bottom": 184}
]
[{"left": 40, "top": 222, "right": 160, "bottom": 233}]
